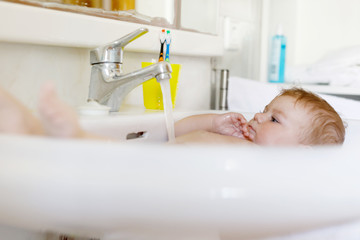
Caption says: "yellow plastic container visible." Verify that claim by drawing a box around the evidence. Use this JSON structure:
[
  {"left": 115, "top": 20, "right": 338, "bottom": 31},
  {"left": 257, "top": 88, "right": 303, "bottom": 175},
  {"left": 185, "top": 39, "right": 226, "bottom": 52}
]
[{"left": 142, "top": 62, "right": 181, "bottom": 110}]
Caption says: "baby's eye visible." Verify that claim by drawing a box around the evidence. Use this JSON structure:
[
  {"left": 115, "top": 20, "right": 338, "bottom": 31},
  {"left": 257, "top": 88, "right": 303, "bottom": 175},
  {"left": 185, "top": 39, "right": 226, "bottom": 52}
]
[{"left": 271, "top": 116, "right": 279, "bottom": 123}]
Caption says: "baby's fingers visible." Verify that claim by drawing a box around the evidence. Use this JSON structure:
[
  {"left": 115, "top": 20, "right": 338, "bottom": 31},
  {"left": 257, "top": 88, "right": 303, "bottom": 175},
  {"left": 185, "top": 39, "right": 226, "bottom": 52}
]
[
  {"left": 241, "top": 124, "right": 250, "bottom": 137},
  {"left": 236, "top": 113, "right": 248, "bottom": 124}
]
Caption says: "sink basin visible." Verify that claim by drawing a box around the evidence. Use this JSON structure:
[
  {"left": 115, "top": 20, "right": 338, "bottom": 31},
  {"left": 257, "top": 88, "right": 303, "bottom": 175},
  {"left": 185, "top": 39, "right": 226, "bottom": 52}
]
[
  {"left": 79, "top": 112, "right": 169, "bottom": 142},
  {"left": 0, "top": 111, "right": 360, "bottom": 240},
  {"left": 79, "top": 109, "right": 233, "bottom": 142}
]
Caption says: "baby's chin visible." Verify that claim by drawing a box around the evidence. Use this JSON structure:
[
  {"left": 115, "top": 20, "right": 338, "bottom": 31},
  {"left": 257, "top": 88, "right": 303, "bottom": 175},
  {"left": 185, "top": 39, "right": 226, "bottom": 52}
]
[
  {"left": 255, "top": 139, "right": 303, "bottom": 146},
  {"left": 250, "top": 136, "right": 278, "bottom": 146}
]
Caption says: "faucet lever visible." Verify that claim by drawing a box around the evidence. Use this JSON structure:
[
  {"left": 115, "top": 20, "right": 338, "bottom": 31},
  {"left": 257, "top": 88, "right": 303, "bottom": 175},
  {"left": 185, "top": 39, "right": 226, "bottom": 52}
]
[{"left": 90, "top": 27, "right": 149, "bottom": 65}]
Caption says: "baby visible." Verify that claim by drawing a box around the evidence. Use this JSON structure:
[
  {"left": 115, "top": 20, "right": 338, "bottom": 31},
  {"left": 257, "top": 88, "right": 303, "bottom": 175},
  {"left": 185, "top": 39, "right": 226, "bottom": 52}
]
[
  {"left": 0, "top": 84, "right": 345, "bottom": 146},
  {"left": 0, "top": 83, "right": 99, "bottom": 140},
  {"left": 175, "top": 88, "right": 345, "bottom": 145}
]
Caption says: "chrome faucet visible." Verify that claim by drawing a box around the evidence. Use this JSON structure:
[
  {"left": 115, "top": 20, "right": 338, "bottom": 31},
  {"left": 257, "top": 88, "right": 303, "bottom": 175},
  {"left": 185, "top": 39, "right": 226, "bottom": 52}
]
[{"left": 87, "top": 27, "right": 172, "bottom": 112}]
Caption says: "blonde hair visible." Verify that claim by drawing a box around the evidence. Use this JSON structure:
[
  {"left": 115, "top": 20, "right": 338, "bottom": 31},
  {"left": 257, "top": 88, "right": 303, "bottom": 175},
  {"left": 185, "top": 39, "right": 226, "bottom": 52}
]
[{"left": 278, "top": 88, "right": 345, "bottom": 145}]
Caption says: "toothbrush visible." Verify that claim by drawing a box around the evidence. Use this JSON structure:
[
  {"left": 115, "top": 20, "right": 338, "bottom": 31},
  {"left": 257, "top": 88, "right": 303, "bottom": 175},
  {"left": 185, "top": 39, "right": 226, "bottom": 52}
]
[
  {"left": 158, "top": 29, "right": 166, "bottom": 62},
  {"left": 165, "top": 30, "right": 171, "bottom": 62}
]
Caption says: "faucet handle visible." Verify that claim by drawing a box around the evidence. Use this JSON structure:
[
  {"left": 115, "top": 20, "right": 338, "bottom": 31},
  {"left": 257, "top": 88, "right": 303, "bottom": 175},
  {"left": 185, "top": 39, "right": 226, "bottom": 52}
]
[{"left": 90, "top": 27, "right": 149, "bottom": 64}]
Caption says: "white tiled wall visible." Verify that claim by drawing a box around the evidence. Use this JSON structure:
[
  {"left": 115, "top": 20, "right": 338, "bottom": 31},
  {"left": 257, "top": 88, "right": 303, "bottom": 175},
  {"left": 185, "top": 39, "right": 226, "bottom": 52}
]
[
  {"left": 0, "top": 42, "right": 89, "bottom": 111},
  {"left": 215, "top": 0, "right": 263, "bottom": 80},
  {"left": 0, "top": 42, "right": 211, "bottom": 112},
  {"left": 266, "top": 0, "right": 360, "bottom": 66},
  {"left": 0, "top": 1, "right": 219, "bottom": 113},
  {"left": 0, "top": 0, "right": 263, "bottom": 114}
]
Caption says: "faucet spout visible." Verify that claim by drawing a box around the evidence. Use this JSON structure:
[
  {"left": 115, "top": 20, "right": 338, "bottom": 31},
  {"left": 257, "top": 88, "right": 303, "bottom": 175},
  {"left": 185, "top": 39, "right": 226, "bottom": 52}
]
[
  {"left": 87, "top": 28, "right": 174, "bottom": 112},
  {"left": 88, "top": 61, "right": 172, "bottom": 112}
]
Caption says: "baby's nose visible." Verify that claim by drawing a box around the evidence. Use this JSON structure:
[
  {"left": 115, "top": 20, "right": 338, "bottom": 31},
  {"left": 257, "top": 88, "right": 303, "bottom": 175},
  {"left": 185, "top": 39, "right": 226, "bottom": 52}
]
[{"left": 254, "top": 112, "right": 265, "bottom": 123}]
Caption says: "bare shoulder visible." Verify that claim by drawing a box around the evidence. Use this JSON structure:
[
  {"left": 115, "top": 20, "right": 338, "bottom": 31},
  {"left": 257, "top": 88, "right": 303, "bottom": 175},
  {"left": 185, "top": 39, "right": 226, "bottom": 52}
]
[{"left": 174, "top": 130, "right": 254, "bottom": 145}]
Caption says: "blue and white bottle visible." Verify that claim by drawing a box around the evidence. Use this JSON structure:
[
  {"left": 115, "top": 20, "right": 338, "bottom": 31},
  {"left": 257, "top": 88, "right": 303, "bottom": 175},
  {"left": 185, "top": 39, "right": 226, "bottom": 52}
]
[{"left": 268, "top": 25, "right": 286, "bottom": 83}]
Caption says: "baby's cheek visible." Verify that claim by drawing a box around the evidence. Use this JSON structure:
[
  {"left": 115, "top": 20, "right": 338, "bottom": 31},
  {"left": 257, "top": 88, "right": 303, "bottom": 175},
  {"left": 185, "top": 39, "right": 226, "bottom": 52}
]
[{"left": 253, "top": 131, "right": 273, "bottom": 145}]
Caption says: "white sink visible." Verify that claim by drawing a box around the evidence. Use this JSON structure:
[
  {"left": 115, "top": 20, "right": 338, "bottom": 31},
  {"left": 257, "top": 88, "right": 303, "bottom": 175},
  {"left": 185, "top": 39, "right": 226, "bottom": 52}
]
[
  {"left": 79, "top": 109, "right": 230, "bottom": 142},
  {"left": 80, "top": 111, "right": 169, "bottom": 142},
  {"left": 0, "top": 111, "right": 360, "bottom": 240}
]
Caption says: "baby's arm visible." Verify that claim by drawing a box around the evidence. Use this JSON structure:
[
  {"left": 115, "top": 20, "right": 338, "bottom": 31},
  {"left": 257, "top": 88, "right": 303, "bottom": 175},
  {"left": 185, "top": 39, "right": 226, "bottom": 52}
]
[
  {"left": 175, "top": 112, "right": 250, "bottom": 139},
  {"left": 175, "top": 114, "right": 216, "bottom": 137},
  {"left": 175, "top": 130, "right": 255, "bottom": 145}
]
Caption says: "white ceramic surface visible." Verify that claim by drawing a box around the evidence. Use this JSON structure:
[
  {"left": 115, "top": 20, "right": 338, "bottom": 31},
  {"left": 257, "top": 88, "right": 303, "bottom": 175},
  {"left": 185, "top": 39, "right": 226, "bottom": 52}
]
[
  {"left": 79, "top": 110, "right": 220, "bottom": 142},
  {"left": 1, "top": 112, "right": 360, "bottom": 240}
]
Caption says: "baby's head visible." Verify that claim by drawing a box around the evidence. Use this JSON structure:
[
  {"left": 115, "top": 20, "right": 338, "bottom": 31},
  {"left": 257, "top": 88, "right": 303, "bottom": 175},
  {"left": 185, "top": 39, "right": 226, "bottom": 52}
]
[
  {"left": 247, "top": 87, "right": 345, "bottom": 146},
  {"left": 280, "top": 88, "right": 345, "bottom": 145}
]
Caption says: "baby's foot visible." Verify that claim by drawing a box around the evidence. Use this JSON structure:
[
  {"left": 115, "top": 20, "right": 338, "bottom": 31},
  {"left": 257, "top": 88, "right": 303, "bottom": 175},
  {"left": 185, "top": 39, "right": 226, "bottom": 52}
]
[
  {"left": 38, "top": 83, "right": 86, "bottom": 138},
  {"left": 0, "top": 86, "right": 44, "bottom": 135}
]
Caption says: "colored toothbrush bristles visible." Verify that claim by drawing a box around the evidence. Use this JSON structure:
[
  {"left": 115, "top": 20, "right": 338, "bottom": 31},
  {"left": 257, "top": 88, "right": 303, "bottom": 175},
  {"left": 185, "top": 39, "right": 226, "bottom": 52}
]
[
  {"left": 165, "top": 30, "right": 171, "bottom": 62},
  {"left": 159, "top": 29, "right": 166, "bottom": 62}
]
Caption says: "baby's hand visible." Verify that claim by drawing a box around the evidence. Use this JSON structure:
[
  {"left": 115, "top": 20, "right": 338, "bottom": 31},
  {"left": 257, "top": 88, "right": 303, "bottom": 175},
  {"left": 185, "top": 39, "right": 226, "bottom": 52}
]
[{"left": 212, "top": 112, "right": 251, "bottom": 140}]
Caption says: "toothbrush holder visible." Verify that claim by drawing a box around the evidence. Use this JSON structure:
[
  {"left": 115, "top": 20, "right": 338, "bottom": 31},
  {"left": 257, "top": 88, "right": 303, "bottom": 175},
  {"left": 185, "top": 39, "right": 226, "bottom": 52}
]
[{"left": 142, "top": 62, "right": 181, "bottom": 110}]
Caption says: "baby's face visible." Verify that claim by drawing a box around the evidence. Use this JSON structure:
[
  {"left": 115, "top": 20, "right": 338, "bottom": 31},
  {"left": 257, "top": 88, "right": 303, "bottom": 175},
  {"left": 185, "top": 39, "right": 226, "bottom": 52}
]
[{"left": 247, "top": 96, "right": 312, "bottom": 145}]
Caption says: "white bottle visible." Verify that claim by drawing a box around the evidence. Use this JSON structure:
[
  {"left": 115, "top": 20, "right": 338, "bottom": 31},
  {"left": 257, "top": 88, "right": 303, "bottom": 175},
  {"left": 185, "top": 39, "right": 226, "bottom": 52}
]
[{"left": 268, "top": 25, "right": 286, "bottom": 83}]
